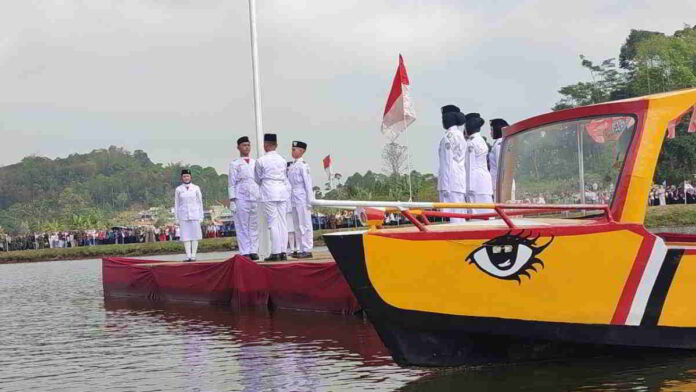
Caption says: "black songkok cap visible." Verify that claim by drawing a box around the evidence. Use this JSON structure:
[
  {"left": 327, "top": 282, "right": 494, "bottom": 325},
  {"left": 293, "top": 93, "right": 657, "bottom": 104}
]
[
  {"left": 292, "top": 140, "right": 307, "bottom": 149},
  {"left": 455, "top": 112, "right": 466, "bottom": 126},
  {"left": 490, "top": 118, "right": 509, "bottom": 130},
  {"left": 237, "top": 136, "right": 250, "bottom": 145},
  {"left": 264, "top": 133, "right": 277, "bottom": 142},
  {"left": 465, "top": 112, "right": 481, "bottom": 122},
  {"left": 181, "top": 169, "right": 191, "bottom": 176},
  {"left": 442, "top": 112, "right": 459, "bottom": 129},
  {"left": 465, "top": 113, "right": 485, "bottom": 132},
  {"left": 441, "top": 105, "right": 461, "bottom": 114}
]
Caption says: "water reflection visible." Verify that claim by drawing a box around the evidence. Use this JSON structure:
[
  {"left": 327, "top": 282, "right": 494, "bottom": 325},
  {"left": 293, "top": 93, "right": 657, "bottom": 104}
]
[
  {"left": 4, "top": 258, "right": 696, "bottom": 391},
  {"left": 400, "top": 353, "right": 696, "bottom": 391},
  {"left": 103, "top": 299, "right": 418, "bottom": 391}
]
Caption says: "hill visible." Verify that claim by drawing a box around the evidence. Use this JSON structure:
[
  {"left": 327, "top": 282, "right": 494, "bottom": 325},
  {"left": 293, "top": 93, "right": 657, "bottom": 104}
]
[{"left": 0, "top": 146, "right": 228, "bottom": 233}]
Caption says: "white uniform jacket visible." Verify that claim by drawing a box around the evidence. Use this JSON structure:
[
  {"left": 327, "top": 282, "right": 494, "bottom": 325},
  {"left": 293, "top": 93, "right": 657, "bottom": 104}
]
[
  {"left": 254, "top": 151, "right": 290, "bottom": 202},
  {"left": 437, "top": 126, "right": 467, "bottom": 193},
  {"left": 488, "top": 139, "right": 503, "bottom": 196},
  {"left": 465, "top": 133, "right": 493, "bottom": 195},
  {"left": 174, "top": 183, "right": 204, "bottom": 221},
  {"left": 228, "top": 157, "right": 260, "bottom": 201},
  {"left": 287, "top": 158, "right": 314, "bottom": 207}
]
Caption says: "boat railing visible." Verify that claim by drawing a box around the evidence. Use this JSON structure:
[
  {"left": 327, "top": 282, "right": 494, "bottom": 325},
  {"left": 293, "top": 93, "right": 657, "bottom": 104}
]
[{"left": 311, "top": 200, "right": 613, "bottom": 231}]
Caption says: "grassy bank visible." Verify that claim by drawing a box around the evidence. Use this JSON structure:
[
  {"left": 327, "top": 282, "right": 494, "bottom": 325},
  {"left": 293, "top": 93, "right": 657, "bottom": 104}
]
[
  {"left": 0, "top": 228, "right": 358, "bottom": 264},
  {"left": 643, "top": 204, "right": 696, "bottom": 228}
]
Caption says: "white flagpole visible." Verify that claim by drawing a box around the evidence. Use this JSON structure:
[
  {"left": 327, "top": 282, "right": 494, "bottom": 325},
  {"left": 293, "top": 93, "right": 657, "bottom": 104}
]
[
  {"left": 248, "top": 0, "right": 269, "bottom": 258},
  {"left": 402, "top": 118, "right": 414, "bottom": 201}
]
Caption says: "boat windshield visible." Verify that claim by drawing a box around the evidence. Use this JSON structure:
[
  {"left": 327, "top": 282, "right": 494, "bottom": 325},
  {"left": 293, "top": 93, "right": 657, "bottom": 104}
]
[{"left": 499, "top": 115, "right": 636, "bottom": 206}]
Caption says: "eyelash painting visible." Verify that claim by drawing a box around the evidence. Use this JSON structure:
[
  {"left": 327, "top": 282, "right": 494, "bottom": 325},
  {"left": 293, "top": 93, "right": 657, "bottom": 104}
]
[{"left": 466, "top": 230, "right": 554, "bottom": 283}]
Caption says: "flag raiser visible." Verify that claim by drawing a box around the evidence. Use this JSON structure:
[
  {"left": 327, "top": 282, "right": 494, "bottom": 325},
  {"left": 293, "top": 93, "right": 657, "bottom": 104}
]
[{"left": 381, "top": 54, "right": 416, "bottom": 141}]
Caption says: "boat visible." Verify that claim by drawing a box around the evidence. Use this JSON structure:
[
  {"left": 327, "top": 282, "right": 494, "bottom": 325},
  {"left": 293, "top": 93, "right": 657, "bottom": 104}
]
[{"left": 315, "top": 88, "right": 696, "bottom": 367}]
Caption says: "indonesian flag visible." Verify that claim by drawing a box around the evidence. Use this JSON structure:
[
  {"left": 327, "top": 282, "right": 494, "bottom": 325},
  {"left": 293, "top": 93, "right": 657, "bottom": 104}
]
[
  {"left": 667, "top": 105, "right": 696, "bottom": 139},
  {"left": 586, "top": 118, "right": 612, "bottom": 143},
  {"left": 323, "top": 154, "right": 332, "bottom": 180},
  {"left": 381, "top": 54, "right": 416, "bottom": 141}
]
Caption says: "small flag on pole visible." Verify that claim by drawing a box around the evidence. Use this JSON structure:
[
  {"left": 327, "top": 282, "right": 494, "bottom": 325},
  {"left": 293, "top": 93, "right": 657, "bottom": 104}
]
[
  {"left": 381, "top": 54, "right": 416, "bottom": 141},
  {"left": 667, "top": 119, "right": 677, "bottom": 139},
  {"left": 323, "top": 154, "right": 332, "bottom": 180}
]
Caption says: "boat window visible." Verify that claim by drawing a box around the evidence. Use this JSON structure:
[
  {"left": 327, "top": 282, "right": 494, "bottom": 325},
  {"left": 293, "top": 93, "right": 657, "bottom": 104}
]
[{"left": 499, "top": 115, "right": 635, "bottom": 206}]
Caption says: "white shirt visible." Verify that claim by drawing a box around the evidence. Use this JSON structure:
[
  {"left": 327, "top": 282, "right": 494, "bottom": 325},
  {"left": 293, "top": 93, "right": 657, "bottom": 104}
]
[
  {"left": 488, "top": 138, "right": 503, "bottom": 193},
  {"left": 174, "top": 183, "right": 204, "bottom": 221},
  {"left": 465, "top": 133, "right": 493, "bottom": 195},
  {"left": 437, "top": 126, "right": 467, "bottom": 192},
  {"left": 288, "top": 157, "right": 314, "bottom": 207},
  {"left": 254, "top": 150, "right": 291, "bottom": 202},
  {"left": 228, "top": 157, "right": 260, "bottom": 201}
]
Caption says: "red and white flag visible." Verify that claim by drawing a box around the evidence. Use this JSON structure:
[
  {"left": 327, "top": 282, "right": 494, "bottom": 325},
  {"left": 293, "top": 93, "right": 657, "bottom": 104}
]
[
  {"left": 323, "top": 154, "right": 332, "bottom": 180},
  {"left": 666, "top": 105, "right": 696, "bottom": 139},
  {"left": 381, "top": 54, "right": 416, "bottom": 141}
]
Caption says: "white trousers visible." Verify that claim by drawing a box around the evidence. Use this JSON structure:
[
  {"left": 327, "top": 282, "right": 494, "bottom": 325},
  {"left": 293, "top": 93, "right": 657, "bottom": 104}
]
[
  {"left": 291, "top": 202, "right": 314, "bottom": 253},
  {"left": 263, "top": 200, "right": 288, "bottom": 254},
  {"left": 288, "top": 232, "right": 298, "bottom": 252},
  {"left": 468, "top": 193, "right": 493, "bottom": 215},
  {"left": 184, "top": 240, "right": 199, "bottom": 259},
  {"left": 439, "top": 190, "right": 468, "bottom": 223},
  {"left": 234, "top": 198, "right": 259, "bottom": 255}
]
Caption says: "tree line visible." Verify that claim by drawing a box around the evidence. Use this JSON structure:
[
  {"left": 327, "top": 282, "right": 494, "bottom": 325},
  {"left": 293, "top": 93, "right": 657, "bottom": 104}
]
[{"left": 553, "top": 25, "right": 696, "bottom": 185}]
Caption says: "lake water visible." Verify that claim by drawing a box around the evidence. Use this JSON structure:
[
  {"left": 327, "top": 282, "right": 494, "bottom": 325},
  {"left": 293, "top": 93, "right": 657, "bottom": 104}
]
[{"left": 3, "top": 252, "right": 696, "bottom": 391}]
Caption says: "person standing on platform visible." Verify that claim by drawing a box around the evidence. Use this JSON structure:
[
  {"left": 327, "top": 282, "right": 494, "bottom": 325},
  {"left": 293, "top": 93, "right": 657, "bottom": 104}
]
[
  {"left": 464, "top": 113, "right": 494, "bottom": 214},
  {"left": 175, "top": 169, "right": 204, "bottom": 261},
  {"left": 229, "top": 136, "right": 261, "bottom": 261},
  {"left": 254, "top": 133, "right": 290, "bottom": 262},
  {"left": 287, "top": 141, "right": 314, "bottom": 258},
  {"left": 438, "top": 105, "right": 468, "bottom": 223},
  {"left": 286, "top": 162, "right": 299, "bottom": 257},
  {"left": 488, "top": 118, "right": 508, "bottom": 202}
]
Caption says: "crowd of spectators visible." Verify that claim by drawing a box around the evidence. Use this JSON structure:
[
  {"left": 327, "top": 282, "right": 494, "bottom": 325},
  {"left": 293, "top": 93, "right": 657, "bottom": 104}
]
[
  {"left": 1, "top": 210, "right": 363, "bottom": 252},
  {"left": 649, "top": 184, "right": 696, "bottom": 206}
]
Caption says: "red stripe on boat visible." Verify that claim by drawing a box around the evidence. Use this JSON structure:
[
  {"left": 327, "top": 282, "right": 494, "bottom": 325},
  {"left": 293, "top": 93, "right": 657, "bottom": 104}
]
[{"left": 610, "top": 235, "right": 656, "bottom": 325}]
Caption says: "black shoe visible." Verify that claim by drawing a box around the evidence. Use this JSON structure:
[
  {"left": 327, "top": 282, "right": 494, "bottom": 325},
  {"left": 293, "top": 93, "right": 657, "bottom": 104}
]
[
  {"left": 184, "top": 258, "right": 192, "bottom": 262},
  {"left": 264, "top": 254, "right": 281, "bottom": 262},
  {"left": 249, "top": 253, "right": 259, "bottom": 261},
  {"left": 280, "top": 253, "right": 288, "bottom": 261},
  {"left": 296, "top": 252, "right": 313, "bottom": 259},
  {"left": 291, "top": 251, "right": 299, "bottom": 258}
]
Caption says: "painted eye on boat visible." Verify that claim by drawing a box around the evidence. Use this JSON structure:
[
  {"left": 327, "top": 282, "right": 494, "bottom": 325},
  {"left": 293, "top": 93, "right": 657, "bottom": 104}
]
[{"left": 466, "top": 231, "right": 554, "bottom": 283}]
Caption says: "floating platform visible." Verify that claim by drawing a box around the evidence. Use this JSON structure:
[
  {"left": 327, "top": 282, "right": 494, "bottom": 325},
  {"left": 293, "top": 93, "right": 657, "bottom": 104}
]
[{"left": 102, "top": 253, "right": 360, "bottom": 314}]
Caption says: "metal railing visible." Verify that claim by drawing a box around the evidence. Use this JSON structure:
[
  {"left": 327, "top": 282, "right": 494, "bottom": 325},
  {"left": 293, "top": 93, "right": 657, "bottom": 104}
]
[{"left": 312, "top": 200, "right": 613, "bottom": 232}]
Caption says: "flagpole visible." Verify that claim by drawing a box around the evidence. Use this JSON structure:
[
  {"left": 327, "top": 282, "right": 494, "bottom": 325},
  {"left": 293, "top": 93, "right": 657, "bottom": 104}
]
[
  {"left": 248, "top": 0, "right": 270, "bottom": 258},
  {"left": 403, "top": 119, "right": 414, "bottom": 201}
]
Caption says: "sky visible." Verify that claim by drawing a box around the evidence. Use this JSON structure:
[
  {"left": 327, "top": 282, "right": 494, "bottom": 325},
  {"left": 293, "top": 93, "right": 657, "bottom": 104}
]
[{"left": 0, "top": 0, "right": 695, "bottom": 187}]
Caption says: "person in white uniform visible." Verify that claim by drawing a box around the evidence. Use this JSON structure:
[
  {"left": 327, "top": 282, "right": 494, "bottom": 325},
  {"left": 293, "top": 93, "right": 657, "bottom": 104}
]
[
  {"left": 254, "top": 133, "right": 290, "bottom": 262},
  {"left": 488, "top": 118, "right": 508, "bottom": 202},
  {"left": 228, "top": 136, "right": 260, "bottom": 261},
  {"left": 437, "top": 105, "right": 468, "bottom": 223},
  {"left": 464, "top": 113, "right": 494, "bottom": 215},
  {"left": 285, "top": 161, "right": 299, "bottom": 257},
  {"left": 174, "top": 169, "right": 204, "bottom": 261},
  {"left": 287, "top": 140, "right": 314, "bottom": 258}
]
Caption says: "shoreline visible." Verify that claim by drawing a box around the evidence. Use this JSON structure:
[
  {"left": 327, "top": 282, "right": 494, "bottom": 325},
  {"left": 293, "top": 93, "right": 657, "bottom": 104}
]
[{"left": 0, "top": 228, "right": 352, "bottom": 264}]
